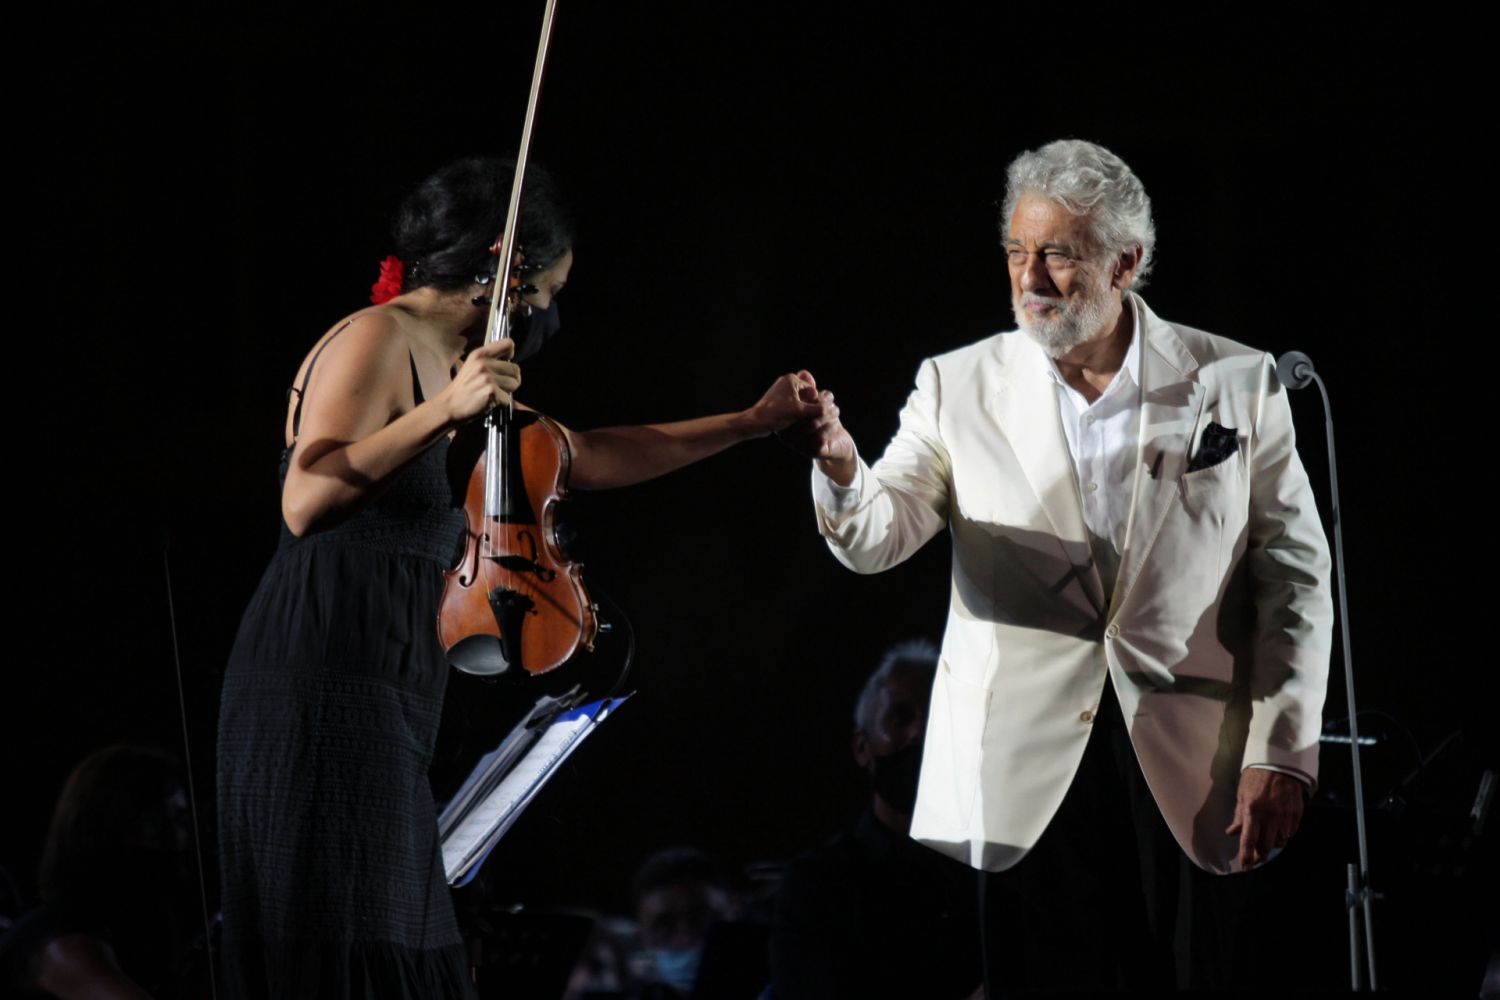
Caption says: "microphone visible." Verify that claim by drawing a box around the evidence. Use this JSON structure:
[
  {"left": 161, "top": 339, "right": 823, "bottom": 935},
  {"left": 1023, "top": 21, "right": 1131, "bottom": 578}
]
[{"left": 1276, "top": 351, "right": 1316, "bottom": 390}]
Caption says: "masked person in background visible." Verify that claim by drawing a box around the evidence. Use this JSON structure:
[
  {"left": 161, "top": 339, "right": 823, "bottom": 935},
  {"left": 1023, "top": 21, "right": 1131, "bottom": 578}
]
[
  {"left": 770, "top": 640, "right": 983, "bottom": 1000},
  {"left": 630, "top": 847, "right": 743, "bottom": 997}
]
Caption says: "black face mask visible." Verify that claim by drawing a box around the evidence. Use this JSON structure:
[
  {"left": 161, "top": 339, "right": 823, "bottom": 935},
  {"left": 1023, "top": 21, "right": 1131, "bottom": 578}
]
[
  {"left": 512, "top": 300, "right": 561, "bottom": 361},
  {"left": 870, "top": 741, "right": 923, "bottom": 814}
]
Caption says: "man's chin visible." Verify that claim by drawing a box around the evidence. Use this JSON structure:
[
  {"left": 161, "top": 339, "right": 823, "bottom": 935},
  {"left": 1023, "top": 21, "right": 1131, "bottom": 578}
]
[{"left": 1017, "top": 318, "right": 1087, "bottom": 359}]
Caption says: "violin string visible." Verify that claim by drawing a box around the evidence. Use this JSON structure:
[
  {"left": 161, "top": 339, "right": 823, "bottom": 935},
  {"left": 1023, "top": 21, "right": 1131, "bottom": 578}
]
[{"left": 489, "top": 414, "right": 499, "bottom": 562}]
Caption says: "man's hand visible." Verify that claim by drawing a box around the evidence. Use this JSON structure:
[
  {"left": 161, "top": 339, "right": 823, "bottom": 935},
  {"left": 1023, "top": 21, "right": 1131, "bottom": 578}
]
[
  {"left": 746, "top": 370, "right": 826, "bottom": 435},
  {"left": 1226, "top": 768, "right": 1306, "bottom": 869},
  {"left": 774, "top": 370, "right": 858, "bottom": 485}
]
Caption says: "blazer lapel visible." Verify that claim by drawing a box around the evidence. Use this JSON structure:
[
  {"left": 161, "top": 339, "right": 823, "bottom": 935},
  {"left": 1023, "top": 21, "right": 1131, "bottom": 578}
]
[
  {"left": 984, "top": 337, "right": 1105, "bottom": 615},
  {"left": 1110, "top": 298, "right": 1204, "bottom": 615}
]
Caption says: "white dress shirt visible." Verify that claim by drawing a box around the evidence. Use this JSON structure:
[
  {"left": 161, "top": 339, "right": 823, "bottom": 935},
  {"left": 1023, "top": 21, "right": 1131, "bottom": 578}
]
[{"left": 1046, "top": 297, "right": 1143, "bottom": 601}]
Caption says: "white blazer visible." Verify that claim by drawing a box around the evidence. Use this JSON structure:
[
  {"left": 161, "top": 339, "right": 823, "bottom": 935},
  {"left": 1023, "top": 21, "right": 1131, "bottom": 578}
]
[{"left": 814, "top": 296, "right": 1332, "bottom": 874}]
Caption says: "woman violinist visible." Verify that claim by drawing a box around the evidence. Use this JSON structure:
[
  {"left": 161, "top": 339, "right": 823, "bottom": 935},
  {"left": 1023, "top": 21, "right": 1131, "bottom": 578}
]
[{"left": 215, "top": 156, "right": 818, "bottom": 998}]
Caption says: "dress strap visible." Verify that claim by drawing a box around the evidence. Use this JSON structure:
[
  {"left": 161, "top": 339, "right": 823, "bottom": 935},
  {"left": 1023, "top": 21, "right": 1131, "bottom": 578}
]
[{"left": 287, "top": 319, "right": 356, "bottom": 441}]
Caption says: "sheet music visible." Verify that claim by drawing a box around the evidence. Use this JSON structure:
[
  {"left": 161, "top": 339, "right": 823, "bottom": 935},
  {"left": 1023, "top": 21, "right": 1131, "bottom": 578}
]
[
  {"left": 440, "top": 696, "right": 626, "bottom": 884},
  {"left": 437, "top": 694, "right": 571, "bottom": 841}
]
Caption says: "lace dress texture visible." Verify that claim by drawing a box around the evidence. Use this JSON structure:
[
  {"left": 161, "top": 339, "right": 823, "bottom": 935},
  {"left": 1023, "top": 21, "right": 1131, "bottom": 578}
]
[{"left": 216, "top": 340, "right": 476, "bottom": 998}]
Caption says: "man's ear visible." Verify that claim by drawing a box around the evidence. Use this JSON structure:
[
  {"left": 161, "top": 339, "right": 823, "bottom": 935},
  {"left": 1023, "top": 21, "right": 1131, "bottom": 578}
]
[
  {"left": 1112, "top": 244, "right": 1144, "bottom": 290},
  {"left": 852, "top": 729, "right": 872, "bottom": 768}
]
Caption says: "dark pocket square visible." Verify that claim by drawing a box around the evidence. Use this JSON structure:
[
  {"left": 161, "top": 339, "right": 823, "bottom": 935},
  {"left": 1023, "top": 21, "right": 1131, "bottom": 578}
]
[{"left": 1188, "top": 422, "right": 1238, "bottom": 472}]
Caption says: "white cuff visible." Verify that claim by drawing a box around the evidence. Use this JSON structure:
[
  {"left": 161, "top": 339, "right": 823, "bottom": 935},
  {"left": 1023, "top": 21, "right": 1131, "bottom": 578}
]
[
  {"left": 812, "top": 461, "right": 864, "bottom": 515},
  {"left": 1244, "top": 762, "right": 1314, "bottom": 790}
]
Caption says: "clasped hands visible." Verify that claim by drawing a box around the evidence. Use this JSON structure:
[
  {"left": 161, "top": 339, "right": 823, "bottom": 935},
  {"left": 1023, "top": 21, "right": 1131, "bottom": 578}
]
[{"left": 758, "top": 370, "right": 858, "bottom": 484}]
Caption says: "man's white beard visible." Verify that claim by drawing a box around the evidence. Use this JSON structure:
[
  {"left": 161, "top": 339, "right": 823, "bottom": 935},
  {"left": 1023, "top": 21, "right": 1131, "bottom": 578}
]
[{"left": 1014, "top": 277, "right": 1118, "bottom": 359}]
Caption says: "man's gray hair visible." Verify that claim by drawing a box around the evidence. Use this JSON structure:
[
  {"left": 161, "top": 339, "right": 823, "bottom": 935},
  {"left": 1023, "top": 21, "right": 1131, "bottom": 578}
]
[
  {"left": 853, "top": 638, "right": 939, "bottom": 735},
  {"left": 1001, "top": 139, "right": 1156, "bottom": 288}
]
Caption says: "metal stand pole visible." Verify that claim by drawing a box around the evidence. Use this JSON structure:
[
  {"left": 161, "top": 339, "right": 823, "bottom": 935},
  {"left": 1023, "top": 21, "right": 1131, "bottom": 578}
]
[{"left": 1311, "top": 372, "right": 1378, "bottom": 991}]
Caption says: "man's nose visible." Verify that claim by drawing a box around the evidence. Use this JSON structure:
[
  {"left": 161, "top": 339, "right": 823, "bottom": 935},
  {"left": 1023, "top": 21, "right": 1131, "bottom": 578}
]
[{"left": 1020, "top": 254, "right": 1052, "bottom": 292}]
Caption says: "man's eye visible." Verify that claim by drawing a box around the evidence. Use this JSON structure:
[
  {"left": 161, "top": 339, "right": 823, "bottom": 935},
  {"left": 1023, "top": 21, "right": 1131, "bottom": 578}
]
[{"left": 1006, "top": 250, "right": 1029, "bottom": 265}]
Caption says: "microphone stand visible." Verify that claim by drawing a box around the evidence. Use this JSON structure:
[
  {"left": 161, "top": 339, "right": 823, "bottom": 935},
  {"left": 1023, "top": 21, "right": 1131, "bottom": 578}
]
[{"left": 1278, "top": 352, "right": 1379, "bottom": 991}]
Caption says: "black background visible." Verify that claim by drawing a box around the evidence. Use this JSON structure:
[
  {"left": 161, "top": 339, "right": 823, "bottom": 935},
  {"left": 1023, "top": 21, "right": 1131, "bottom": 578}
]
[{"left": 11, "top": 5, "right": 1489, "bottom": 991}]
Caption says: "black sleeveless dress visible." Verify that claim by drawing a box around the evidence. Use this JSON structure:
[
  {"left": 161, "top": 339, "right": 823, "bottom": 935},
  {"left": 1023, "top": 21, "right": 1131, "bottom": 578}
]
[{"left": 217, "top": 336, "right": 476, "bottom": 998}]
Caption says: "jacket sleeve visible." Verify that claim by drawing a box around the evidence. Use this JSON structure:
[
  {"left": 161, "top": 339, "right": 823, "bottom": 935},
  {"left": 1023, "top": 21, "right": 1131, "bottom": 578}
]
[
  {"left": 812, "top": 358, "right": 952, "bottom": 574},
  {"left": 1240, "top": 354, "right": 1334, "bottom": 782}
]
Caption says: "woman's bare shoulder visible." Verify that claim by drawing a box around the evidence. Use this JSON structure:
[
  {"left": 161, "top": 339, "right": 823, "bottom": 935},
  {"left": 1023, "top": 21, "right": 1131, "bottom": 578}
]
[
  {"left": 291, "top": 307, "right": 415, "bottom": 392},
  {"left": 284, "top": 307, "right": 419, "bottom": 447}
]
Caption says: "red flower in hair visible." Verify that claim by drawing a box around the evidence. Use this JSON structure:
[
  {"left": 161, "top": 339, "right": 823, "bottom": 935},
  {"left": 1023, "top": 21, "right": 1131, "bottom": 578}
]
[{"left": 370, "top": 255, "right": 405, "bottom": 304}]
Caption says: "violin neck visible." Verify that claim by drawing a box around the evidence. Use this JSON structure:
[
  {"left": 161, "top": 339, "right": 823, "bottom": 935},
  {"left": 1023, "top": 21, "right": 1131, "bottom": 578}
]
[{"left": 484, "top": 408, "right": 517, "bottom": 520}]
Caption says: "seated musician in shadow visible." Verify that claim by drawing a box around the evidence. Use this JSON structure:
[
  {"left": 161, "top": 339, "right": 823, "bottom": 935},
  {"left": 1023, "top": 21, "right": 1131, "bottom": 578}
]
[
  {"left": 1, "top": 745, "right": 207, "bottom": 1000},
  {"left": 770, "top": 640, "right": 983, "bottom": 1000}
]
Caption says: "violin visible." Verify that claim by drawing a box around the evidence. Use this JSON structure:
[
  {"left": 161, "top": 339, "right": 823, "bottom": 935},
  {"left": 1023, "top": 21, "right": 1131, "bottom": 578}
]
[
  {"left": 439, "top": 404, "right": 598, "bottom": 676},
  {"left": 436, "top": 0, "right": 600, "bottom": 679}
]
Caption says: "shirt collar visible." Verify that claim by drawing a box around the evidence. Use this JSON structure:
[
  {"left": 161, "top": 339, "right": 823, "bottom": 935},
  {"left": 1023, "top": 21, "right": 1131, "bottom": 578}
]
[{"left": 1041, "top": 293, "right": 1142, "bottom": 403}]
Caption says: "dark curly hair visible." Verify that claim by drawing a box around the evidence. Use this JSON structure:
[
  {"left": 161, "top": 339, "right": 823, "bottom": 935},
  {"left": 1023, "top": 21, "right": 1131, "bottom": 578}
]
[{"left": 393, "top": 155, "right": 575, "bottom": 292}]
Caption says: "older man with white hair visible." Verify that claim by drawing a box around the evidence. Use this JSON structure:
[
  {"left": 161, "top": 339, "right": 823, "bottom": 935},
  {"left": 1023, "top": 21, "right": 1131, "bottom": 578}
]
[{"left": 781, "top": 139, "right": 1333, "bottom": 989}]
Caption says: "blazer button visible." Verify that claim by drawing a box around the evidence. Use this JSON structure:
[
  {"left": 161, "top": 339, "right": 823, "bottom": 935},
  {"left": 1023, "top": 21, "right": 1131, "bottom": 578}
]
[
  {"left": 1080, "top": 709, "right": 1095, "bottom": 723},
  {"left": 1105, "top": 623, "right": 1120, "bottom": 639}
]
